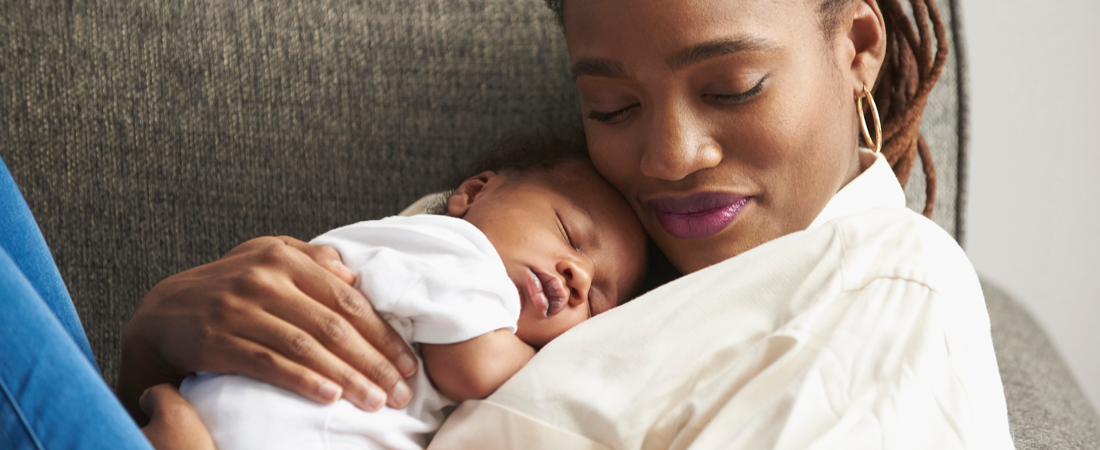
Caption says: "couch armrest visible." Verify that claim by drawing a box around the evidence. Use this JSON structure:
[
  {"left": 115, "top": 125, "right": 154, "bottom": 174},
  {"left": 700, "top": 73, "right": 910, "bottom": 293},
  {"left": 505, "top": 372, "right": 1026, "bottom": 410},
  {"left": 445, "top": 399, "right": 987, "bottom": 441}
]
[{"left": 983, "top": 277, "right": 1100, "bottom": 448}]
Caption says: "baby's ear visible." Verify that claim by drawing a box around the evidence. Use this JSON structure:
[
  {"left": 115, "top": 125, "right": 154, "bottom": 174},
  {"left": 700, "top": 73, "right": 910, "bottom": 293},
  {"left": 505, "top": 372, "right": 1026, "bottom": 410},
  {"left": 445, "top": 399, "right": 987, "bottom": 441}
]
[{"left": 447, "top": 171, "right": 498, "bottom": 217}]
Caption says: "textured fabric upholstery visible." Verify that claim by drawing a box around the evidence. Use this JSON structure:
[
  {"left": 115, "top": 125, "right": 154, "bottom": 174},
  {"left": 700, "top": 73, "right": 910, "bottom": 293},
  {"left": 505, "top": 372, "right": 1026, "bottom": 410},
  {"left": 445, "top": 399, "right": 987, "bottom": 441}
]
[
  {"left": 1, "top": 0, "right": 578, "bottom": 386},
  {"left": 1, "top": 0, "right": 1096, "bottom": 446},
  {"left": 984, "top": 280, "right": 1100, "bottom": 448}
]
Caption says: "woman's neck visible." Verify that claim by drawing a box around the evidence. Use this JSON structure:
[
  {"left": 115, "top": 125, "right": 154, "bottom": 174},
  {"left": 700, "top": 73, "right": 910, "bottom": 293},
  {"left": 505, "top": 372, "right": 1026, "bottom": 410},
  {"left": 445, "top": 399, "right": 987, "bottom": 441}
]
[{"left": 837, "top": 147, "right": 876, "bottom": 195}]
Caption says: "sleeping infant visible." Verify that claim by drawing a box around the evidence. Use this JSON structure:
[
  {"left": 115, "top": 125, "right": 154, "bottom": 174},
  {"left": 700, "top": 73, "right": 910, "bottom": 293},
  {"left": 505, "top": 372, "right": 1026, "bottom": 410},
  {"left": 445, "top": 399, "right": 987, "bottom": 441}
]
[{"left": 179, "top": 134, "right": 648, "bottom": 450}]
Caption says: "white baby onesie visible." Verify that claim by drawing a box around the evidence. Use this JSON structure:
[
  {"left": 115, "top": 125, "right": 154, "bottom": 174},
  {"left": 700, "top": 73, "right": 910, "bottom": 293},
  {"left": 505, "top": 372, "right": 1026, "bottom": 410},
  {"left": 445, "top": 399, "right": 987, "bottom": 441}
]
[{"left": 180, "top": 215, "right": 521, "bottom": 450}]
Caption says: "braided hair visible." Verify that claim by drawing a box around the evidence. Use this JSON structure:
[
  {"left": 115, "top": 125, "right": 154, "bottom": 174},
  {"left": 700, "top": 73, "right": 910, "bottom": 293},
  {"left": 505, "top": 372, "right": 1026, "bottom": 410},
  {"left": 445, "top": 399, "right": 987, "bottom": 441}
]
[{"left": 543, "top": 0, "right": 948, "bottom": 217}]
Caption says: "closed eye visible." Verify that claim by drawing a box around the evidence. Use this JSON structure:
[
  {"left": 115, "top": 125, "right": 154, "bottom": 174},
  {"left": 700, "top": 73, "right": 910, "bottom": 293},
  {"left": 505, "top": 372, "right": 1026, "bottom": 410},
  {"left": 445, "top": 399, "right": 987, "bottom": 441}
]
[
  {"left": 587, "top": 103, "right": 639, "bottom": 123},
  {"left": 556, "top": 213, "right": 576, "bottom": 249},
  {"left": 706, "top": 75, "right": 768, "bottom": 105}
]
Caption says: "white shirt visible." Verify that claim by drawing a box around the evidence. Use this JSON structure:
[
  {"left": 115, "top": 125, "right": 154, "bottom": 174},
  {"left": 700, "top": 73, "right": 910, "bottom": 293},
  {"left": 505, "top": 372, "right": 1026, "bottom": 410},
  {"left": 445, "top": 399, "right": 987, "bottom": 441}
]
[
  {"left": 429, "top": 152, "right": 1014, "bottom": 450},
  {"left": 313, "top": 216, "right": 520, "bottom": 345},
  {"left": 182, "top": 215, "right": 521, "bottom": 450}
]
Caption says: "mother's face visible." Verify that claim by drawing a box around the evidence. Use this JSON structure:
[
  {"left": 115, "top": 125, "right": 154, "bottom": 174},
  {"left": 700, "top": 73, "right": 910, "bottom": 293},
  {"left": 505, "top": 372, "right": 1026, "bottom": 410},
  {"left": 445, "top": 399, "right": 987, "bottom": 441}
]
[{"left": 563, "top": 0, "right": 885, "bottom": 273}]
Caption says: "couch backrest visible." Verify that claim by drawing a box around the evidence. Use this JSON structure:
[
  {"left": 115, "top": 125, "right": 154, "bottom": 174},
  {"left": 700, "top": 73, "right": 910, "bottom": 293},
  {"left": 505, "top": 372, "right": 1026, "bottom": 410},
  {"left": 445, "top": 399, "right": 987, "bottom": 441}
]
[{"left": 0, "top": 0, "right": 967, "bottom": 386}]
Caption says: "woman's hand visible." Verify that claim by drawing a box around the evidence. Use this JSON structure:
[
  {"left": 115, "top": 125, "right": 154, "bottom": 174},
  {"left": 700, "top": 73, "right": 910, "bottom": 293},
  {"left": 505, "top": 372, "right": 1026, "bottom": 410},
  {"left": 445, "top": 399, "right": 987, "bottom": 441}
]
[
  {"left": 140, "top": 384, "right": 215, "bottom": 450},
  {"left": 118, "top": 236, "right": 419, "bottom": 423}
]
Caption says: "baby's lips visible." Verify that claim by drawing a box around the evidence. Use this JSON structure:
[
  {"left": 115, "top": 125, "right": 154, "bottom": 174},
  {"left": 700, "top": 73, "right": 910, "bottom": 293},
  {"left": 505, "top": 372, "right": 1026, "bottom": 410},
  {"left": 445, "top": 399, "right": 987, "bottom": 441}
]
[
  {"left": 533, "top": 270, "right": 569, "bottom": 316},
  {"left": 525, "top": 269, "right": 550, "bottom": 317},
  {"left": 546, "top": 296, "right": 567, "bottom": 316}
]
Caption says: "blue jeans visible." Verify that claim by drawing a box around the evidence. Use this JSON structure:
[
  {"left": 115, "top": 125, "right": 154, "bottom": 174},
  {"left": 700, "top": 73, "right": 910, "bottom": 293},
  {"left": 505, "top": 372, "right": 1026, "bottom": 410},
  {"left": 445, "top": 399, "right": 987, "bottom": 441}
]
[{"left": 0, "top": 156, "right": 152, "bottom": 449}]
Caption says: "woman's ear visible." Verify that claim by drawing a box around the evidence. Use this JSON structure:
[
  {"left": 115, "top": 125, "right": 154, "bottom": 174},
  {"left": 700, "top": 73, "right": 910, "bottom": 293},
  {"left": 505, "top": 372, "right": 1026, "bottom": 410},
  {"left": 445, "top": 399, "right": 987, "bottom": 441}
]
[
  {"left": 447, "top": 171, "right": 499, "bottom": 218},
  {"left": 844, "top": 0, "right": 887, "bottom": 92}
]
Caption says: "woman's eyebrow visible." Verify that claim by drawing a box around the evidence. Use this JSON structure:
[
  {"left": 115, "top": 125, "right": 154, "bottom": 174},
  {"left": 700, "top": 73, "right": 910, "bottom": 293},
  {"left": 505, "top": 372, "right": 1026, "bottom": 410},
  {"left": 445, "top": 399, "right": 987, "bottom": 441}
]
[
  {"left": 665, "top": 37, "right": 779, "bottom": 70},
  {"left": 572, "top": 37, "right": 778, "bottom": 80},
  {"left": 572, "top": 58, "right": 627, "bottom": 80}
]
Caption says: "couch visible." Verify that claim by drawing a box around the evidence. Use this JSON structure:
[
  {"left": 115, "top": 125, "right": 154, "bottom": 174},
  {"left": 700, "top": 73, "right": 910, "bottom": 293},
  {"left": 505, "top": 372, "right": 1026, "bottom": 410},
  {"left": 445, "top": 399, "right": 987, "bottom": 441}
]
[{"left": 1, "top": 0, "right": 1097, "bottom": 447}]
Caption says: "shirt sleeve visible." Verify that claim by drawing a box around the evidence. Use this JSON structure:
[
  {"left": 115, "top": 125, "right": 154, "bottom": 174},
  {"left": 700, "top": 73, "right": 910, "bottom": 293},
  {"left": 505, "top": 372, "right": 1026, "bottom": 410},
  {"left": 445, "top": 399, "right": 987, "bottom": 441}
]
[
  {"left": 311, "top": 216, "right": 521, "bottom": 345},
  {"left": 686, "top": 277, "right": 1011, "bottom": 450},
  {"left": 429, "top": 210, "right": 1012, "bottom": 450},
  {"left": 431, "top": 278, "right": 1012, "bottom": 450}
]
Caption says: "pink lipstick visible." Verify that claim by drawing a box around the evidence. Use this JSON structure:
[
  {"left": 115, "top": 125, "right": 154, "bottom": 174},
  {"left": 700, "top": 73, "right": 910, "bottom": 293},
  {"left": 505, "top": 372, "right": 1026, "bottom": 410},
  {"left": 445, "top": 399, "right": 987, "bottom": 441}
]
[{"left": 648, "top": 193, "right": 749, "bottom": 239}]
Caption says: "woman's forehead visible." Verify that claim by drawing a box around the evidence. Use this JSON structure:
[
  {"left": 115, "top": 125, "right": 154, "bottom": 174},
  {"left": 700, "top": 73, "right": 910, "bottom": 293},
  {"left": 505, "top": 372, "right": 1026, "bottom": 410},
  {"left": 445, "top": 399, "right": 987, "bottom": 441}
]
[{"left": 562, "top": 0, "right": 819, "bottom": 60}]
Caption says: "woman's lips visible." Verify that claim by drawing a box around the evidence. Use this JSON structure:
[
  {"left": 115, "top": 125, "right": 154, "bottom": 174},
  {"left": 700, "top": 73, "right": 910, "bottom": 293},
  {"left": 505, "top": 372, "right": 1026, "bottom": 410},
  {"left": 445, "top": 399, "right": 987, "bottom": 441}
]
[
  {"left": 524, "top": 269, "right": 569, "bottom": 317},
  {"left": 648, "top": 193, "right": 750, "bottom": 240}
]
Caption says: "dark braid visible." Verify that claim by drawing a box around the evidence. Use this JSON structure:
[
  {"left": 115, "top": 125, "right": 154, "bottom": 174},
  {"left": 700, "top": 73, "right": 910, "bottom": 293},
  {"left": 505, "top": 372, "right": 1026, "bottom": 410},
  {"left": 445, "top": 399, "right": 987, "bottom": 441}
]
[
  {"left": 872, "top": 0, "right": 949, "bottom": 217},
  {"left": 542, "top": 0, "right": 948, "bottom": 217},
  {"left": 810, "top": 0, "right": 949, "bottom": 217},
  {"left": 544, "top": 0, "right": 564, "bottom": 25}
]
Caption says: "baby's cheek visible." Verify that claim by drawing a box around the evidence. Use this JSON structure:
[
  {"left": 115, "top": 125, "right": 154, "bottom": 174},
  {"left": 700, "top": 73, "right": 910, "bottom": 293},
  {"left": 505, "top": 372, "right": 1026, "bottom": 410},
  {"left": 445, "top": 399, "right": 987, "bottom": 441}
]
[{"left": 515, "top": 319, "right": 565, "bottom": 349}]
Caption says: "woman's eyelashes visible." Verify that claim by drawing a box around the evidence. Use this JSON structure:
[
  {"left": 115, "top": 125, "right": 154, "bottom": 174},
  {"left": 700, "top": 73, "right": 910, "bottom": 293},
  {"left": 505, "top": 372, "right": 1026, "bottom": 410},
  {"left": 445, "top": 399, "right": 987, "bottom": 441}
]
[
  {"left": 706, "top": 75, "right": 769, "bottom": 105},
  {"left": 587, "top": 103, "right": 639, "bottom": 123},
  {"left": 585, "top": 75, "right": 769, "bottom": 122}
]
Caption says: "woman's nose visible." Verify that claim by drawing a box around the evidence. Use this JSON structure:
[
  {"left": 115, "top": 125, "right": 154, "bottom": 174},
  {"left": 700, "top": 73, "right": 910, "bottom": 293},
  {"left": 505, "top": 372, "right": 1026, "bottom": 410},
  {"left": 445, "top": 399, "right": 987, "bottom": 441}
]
[
  {"left": 557, "top": 257, "right": 593, "bottom": 307},
  {"left": 639, "top": 104, "right": 723, "bottom": 181}
]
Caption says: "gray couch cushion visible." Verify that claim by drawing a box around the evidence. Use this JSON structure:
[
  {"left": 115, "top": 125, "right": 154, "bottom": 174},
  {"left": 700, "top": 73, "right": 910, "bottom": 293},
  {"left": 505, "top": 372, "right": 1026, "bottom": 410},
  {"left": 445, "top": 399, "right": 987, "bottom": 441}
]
[
  {"left": 984, "top": 280, "right": 1100, "bottom": 448},
  {"left": 1, "top": 0, "right": 578, "bottom": 386}
]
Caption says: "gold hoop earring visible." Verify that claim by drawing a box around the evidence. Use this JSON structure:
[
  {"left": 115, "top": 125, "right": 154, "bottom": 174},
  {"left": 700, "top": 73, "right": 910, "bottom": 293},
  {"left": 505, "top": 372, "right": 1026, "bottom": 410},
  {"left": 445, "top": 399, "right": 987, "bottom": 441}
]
[{"left": 857, "top": 84, "right": 882, "bottom": 153}]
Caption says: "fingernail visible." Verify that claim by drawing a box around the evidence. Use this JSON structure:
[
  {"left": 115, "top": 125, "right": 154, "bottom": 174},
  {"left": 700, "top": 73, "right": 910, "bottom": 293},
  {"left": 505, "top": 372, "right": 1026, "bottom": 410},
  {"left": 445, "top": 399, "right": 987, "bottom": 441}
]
[
  {"left": 365, "top": 385, "right": 387, "bottom": 411},
  {"left": 392, "top": 382, "right": 412, "bottom": 407},
  {"left": 139, "top": 387, "right": 151, "bottom": 406},
  {"left": 397, "top": 354, "right": 418, "bottom": 377},
  {"left": 319, "top": 381, "right": 342, "bottom": 403},
  {"left": 331, "top": 260, "right": 356, "bottom": 283}
]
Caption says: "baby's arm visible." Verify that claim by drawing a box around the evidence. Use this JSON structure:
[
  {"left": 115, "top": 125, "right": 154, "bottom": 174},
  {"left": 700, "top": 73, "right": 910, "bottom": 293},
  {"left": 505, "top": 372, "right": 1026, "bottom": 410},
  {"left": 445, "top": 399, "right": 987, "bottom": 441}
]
[{"left": 419, "top": 330, "right": 536, "bottom": 401}]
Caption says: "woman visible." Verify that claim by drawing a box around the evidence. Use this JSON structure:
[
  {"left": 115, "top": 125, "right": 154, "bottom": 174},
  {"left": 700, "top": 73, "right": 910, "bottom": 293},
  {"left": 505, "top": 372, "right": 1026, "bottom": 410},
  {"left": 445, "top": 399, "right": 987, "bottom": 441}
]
[
  {"left": 423, "top": 1, "right": 1010, "bottom": 447},
  {"left": 2, "top": 0, "right": 1009, "bottom": 448}
]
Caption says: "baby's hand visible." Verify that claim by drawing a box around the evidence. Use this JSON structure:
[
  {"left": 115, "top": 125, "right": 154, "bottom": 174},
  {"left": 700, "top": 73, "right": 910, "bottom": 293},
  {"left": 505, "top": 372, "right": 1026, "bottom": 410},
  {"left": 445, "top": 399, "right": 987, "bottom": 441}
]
[{"left": 420, "top": 329, "right": 536, "bottom": 401}]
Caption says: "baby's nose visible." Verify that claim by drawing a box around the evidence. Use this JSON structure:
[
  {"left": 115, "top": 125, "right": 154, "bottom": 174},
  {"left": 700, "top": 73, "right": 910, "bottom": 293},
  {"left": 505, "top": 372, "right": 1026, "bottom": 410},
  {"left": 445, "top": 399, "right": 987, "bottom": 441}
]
[{"left": 557, "top": 258, "right": 593, "bottom": 305}]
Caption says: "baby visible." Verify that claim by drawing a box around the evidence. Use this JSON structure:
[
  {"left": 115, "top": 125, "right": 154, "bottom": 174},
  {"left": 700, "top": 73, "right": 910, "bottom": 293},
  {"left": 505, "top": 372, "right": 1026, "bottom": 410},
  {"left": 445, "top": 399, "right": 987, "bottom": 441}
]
[{"left": 179, "top": 133, "right": 648, "bottom": 450}]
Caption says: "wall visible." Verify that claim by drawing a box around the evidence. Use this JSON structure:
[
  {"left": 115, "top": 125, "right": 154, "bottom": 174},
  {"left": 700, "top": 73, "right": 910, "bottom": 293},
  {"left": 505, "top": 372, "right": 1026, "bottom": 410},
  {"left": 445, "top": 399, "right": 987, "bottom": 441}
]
[{"left": 963, "top": 0, "right": 1100, "bottom": 411}]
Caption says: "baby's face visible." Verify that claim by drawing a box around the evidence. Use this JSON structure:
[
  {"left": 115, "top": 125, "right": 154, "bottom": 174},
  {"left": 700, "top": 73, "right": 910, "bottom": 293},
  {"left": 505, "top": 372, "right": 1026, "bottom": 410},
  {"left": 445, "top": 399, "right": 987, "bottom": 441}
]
[{"left": 452, "top": 158, "right": 647, "bottom": 347}]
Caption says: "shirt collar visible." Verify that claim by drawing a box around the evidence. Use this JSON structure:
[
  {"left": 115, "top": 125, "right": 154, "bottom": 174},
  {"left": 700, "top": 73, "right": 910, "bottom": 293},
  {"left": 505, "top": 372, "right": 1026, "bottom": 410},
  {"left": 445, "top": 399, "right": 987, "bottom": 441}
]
[{"left": 807, "top": 150, "right": 906, "bottom": 230}]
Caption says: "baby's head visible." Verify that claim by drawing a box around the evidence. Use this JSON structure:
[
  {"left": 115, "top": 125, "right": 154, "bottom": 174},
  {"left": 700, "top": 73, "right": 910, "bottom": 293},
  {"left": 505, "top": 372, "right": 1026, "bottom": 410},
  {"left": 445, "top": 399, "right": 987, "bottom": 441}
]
[{"left": 443, "top": 132, "right": 648, "bottom": 347}]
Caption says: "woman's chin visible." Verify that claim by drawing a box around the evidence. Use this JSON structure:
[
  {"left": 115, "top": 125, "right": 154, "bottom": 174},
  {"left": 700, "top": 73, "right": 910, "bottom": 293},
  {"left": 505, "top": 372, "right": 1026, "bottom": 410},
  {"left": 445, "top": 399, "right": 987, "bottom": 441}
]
[
  {"left": 653, "top": 234, "right": 736, "bottom": 274},
  {"left": 648, "top": 212, "right": 763, "bottom": 274}
]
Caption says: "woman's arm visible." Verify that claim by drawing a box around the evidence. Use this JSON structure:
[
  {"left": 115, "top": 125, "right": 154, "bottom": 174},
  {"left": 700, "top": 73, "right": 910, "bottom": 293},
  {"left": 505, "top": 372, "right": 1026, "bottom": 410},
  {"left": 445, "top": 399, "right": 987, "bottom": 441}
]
[
  {"left": 420, "top": 329, "right": 536, "bottom": 401},
  {"left": 118, "top": 236, "right": 420, "bottom": 423}
]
